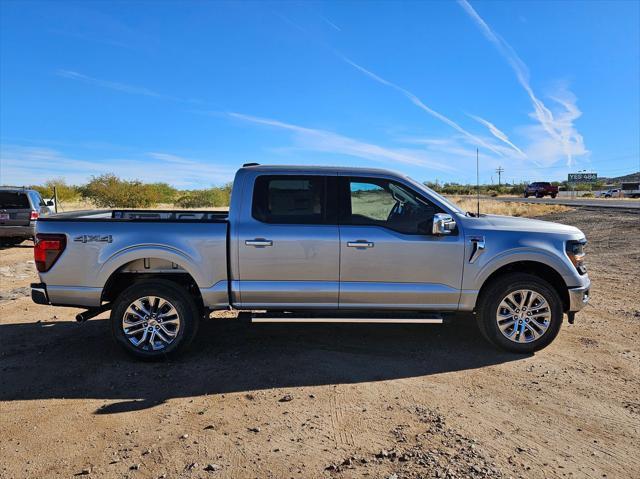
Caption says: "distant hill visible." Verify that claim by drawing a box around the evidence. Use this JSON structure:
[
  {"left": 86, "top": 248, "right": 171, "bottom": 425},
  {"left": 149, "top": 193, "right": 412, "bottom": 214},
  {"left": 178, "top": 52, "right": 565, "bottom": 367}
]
[{"left": 600, "top": 171, "right": 639, "bottom": 183}]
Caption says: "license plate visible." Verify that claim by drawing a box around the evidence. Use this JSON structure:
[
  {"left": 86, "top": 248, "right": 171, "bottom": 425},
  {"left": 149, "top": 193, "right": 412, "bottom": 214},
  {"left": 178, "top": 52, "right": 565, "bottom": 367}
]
[{"left": 0, "top": 214, "right": 9, "bottom": 220}]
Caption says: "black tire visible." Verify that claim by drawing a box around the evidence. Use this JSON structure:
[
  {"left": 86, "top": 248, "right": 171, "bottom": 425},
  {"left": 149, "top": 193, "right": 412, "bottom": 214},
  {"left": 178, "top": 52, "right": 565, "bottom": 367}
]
[
  {"left": 551, "top": 194, "right": 557, "bottom": 198},
  {"left": 110, "top": 279, "right": 200, "bottom": 360},
  {"left": 0, "top": 238, "right": 25, "bottom": 247},
  {"left": 476, "top": 273, "right": 563, "bottom": 353},
  {"left": 523, "top": 193, "right": 529, "bottom": 198}
]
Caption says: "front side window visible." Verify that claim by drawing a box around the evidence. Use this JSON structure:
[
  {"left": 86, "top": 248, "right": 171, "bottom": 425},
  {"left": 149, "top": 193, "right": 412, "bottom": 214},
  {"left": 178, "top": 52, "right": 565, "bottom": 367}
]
[
  {"left": 252, "top": 175, "right": 335, "bottom": 224},
  {"left": 342, "top": 178, "right": 442, "bottom": 234}
]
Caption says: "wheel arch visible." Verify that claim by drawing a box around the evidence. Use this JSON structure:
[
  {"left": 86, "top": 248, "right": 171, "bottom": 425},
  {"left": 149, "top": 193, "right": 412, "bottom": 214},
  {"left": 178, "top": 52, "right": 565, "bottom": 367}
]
[
  {"left": 476, "top": 261, "right": 570, "bottom": 313},
  {"left": 100, "top": 255, "right": 205, "bottom": 313}
]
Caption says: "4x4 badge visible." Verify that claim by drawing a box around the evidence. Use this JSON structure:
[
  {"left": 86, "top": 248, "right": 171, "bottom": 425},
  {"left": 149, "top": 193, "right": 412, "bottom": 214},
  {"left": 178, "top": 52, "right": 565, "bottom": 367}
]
[{"left": 73, "top": 234, "right": 112, "bottom": 243}]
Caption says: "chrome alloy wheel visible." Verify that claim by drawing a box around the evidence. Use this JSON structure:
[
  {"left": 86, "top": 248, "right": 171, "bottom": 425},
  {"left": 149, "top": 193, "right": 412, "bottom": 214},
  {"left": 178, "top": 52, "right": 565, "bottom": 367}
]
[
  {"left": 122, "top": 296, "right": 181, "bottom": 351},
  {"left": 496, "top": 289, "right": 551, "bottom": 343}
]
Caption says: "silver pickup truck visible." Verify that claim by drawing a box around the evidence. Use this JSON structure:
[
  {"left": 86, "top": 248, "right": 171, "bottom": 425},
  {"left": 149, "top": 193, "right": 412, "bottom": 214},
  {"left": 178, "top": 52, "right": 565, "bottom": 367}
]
[{"left": 31, "top": 165, "right": 590, "bottom": 359}]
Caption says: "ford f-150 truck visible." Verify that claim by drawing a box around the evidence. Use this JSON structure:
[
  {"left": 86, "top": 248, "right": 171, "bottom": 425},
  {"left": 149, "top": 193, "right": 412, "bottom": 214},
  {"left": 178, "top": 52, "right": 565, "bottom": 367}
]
[{"left": 31, "top": 165, "right": 590, "bottom": 359}]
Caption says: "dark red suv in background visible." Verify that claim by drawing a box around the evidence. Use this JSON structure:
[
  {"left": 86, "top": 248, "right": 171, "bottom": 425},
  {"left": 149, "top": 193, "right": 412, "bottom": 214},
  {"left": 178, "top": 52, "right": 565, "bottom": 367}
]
[{"left": 524, "top": 182, "right": 559, "bottom": 198}]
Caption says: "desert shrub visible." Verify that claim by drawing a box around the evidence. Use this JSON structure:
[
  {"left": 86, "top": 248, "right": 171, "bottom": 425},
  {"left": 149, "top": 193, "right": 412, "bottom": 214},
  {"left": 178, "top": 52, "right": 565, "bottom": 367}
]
[
  {"left": 508, "top": 183, "right": 527, "bottom": 195},
  {"left": 29, "top": 178, "right": 80, "bottom": 202},
  {"left": 174, "top": 184, "right": 232, "bottom": 208},
  {"left": 440, "top": 183, "right": 477, "bottom": 195},
  {"left": 175, "top": 190, "right": 217, "bottom": 208},
  {"left": 581, "top": 192, "right": 594, "bottom": 197},
  {"left": 147, "top": 182, "right": 178, "bottom": 203},
  {"left": 79, "top": 174, "right": 156, "bottom": 208}
]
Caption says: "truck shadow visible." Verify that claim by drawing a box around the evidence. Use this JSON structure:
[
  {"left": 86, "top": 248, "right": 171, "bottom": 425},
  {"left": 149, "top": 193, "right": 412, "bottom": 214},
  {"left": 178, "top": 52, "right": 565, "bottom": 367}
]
[{"left": 0, "top": 316, "right": 528, "bottom": 414}]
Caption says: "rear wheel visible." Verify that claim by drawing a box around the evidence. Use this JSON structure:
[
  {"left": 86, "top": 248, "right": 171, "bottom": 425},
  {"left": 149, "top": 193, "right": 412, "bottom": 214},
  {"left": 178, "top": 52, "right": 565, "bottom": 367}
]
[
  {"left": 110, "top": 279, "right": 200, "bottom": 360},
  {"left": 523, "top": 192, "right": 529, "bottom": 198},
  {"left": 476, "top": 273, "right": 563, "bottom": 353},
  {"left": 551, "top": 194, "right": 557, "bottom": 198}
]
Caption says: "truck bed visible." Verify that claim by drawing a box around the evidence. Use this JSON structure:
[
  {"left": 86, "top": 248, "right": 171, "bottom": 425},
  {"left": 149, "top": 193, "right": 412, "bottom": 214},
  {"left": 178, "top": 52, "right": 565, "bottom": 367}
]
[{"left": 35, "top": 209, "right": 230, "bottom": 308}]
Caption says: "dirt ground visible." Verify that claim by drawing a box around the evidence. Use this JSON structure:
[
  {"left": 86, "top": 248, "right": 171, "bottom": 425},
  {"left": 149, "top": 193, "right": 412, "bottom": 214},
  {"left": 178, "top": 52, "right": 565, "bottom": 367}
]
[{"left": 0, "top": 208, "right": 638, "bottom": 479}]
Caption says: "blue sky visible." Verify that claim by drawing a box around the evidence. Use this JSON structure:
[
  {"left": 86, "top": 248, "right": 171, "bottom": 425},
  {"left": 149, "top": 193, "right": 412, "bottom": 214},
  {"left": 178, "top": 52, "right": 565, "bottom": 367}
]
[{"left": 1, "top": 0, "right": 638, "bottom": 188}]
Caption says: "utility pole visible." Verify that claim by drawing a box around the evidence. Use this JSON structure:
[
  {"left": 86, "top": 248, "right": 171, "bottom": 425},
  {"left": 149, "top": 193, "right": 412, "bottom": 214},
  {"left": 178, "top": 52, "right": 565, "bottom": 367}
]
[{"left": 495, "top": 166, "right": 504, "bottom": 186}]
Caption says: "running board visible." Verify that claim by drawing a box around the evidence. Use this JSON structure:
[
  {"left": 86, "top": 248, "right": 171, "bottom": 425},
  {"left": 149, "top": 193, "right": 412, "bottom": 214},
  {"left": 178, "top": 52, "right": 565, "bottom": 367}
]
[{"left": 240, "top": 312, "right": 444, "bottom": 324}]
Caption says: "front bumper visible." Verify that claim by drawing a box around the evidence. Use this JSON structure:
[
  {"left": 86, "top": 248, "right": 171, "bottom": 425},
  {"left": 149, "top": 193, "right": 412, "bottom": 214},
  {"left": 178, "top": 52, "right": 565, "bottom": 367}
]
[{"left": 568, "top": 279, "right": 591, "bottom": 312}]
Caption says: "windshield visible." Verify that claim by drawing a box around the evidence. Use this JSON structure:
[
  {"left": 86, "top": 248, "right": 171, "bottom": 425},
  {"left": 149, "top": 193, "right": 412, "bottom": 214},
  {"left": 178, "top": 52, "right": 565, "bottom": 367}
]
[{"left": 403, "top": 176, "right": 464, "bottom": 214}]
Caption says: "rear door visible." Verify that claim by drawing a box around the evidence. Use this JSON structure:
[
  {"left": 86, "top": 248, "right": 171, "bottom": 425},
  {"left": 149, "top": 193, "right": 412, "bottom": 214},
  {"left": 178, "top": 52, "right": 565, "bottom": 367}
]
[
  {"left": 0, "top": 191, "right": 31, "bottom": 226},
  {"left": 235, "top": 173, "right": 340, "bottom": 308}
]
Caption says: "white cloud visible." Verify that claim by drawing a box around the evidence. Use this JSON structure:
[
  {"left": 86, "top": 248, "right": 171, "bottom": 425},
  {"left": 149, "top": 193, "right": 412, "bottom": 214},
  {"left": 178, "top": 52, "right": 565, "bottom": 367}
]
[
  {"left": 56, "top": 70, "right": 165, "bottom": 98},
  {"left": 466, "top": 114, "right": 525, "bottom": 156},
  {"left": 0, "top": 145, "right": 234, "bottom": 188},
  {"left": 228, "top": 112, "right": 458, "bottom": 172},
  {"left": 55, "top": 70, "right": 201, "bottom": 104},
  {"left": 457, "top": 0, "right": 587, "bottom": 166},
  {"left": 339, "top": 56, "right": 510, "bottom": 158}
]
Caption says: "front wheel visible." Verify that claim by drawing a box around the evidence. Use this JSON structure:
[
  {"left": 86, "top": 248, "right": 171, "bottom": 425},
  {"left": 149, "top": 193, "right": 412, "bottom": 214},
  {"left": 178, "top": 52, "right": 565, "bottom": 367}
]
[
  {"left": 551, "top": 194, "right": 557, "bottom": 198},
  {"left": 110, "top": 279, "right": 200, "bottom": 360},
  {"left": 476, "top": 273, "right": 563, "bottom": 353}
]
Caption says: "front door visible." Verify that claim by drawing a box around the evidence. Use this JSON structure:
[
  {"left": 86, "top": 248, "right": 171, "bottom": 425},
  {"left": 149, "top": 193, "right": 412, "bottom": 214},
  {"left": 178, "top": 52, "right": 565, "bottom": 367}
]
[
  {"left": 338, "top": 176, "right": 465, "bottom": 310},
  {"left": 236, "top": 174, "right": 340, "bottom": 309}
]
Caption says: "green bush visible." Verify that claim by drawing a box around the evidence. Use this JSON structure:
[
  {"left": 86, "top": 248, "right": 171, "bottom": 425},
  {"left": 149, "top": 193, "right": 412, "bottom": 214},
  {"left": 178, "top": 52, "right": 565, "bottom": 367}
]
[
  {"left": 79, "top": 174, "right": 156, "bottom": 208},
  {"left": 508, "top": 183, "right": 527, "bottom": 195},
  {"left": 29, "top": 178, "right": 80, "bottom": 202},
  {"left": 147, "top": 182, "right": 178, "bottom": 203},
  {"left": 174, "top": 184, "right": 232, "bottom": 208}
]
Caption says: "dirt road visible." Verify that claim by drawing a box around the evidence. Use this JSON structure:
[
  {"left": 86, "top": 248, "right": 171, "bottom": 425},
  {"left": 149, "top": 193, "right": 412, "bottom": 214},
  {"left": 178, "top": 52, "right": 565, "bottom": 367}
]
[{"left": 1, "top": 209, "right": 638, "bottom": 479}]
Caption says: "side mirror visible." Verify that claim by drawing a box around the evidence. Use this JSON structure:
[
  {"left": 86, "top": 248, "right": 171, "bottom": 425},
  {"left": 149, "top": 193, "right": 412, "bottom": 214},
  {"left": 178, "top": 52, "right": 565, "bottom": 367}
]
[
  {"left": 46, "top": 200, "right": 54, "bottom": 206},
  {"left": 432, "top": 213, "right": 456, "bottom": 235}
]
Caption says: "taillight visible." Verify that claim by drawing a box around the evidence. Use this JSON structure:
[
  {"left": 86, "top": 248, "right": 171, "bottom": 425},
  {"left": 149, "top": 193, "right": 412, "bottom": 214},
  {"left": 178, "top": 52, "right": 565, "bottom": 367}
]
[
  {"left": 30, "top": 211, "right": 39, "bottom": 221},
  {"left": 34, "top": 234, "right": 66, "bottom": 272}
]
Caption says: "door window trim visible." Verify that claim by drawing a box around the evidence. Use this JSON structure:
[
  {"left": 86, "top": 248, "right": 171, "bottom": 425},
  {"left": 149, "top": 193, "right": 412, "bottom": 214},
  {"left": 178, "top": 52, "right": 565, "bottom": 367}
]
[
  {"left": 338, "top": 176, "right": 453, "bottom": 236},
  {"left": 251, "top": 175, "right": 338, "bottom": 225}
]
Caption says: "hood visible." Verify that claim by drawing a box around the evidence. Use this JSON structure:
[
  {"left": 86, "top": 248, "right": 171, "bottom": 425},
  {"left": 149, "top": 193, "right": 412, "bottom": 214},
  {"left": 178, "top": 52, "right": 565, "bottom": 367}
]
[{"left": 462, "top": 214, "right": 583, "bottom": 236}]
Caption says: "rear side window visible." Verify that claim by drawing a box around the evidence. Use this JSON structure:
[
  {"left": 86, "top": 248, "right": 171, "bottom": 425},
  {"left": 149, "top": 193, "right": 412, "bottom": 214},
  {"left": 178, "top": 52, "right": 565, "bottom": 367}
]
[
  {"left": 31, "top": 192, "right": 46, "bottom": 207},
  {"left": 252, "top": 175, "right": 336, "bottom": 224},
  {"left": 0, "top": 192, "right": 30, "bottom": 209}
]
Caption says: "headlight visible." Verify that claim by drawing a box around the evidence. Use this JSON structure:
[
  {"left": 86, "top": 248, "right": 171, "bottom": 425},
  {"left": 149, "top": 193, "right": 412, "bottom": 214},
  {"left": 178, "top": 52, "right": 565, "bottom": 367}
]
[{"left": 566, "top": 239, "right": 587, "bottom": 275}]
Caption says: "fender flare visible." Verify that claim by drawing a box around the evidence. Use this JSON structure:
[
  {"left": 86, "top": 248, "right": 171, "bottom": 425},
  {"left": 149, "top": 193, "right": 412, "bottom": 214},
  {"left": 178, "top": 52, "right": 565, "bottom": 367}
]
[
  {"left": 97, "top": 244, "right": 207, "bottom": 288},
  {"left": 473, "top": 247, "right": 573, "bottom": 288}
]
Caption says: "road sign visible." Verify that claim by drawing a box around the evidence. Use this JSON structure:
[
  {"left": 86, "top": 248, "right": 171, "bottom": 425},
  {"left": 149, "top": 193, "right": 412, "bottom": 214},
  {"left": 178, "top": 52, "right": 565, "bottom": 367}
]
[{"left": 568, "top": 172, "right": 597, "bottom": 182}]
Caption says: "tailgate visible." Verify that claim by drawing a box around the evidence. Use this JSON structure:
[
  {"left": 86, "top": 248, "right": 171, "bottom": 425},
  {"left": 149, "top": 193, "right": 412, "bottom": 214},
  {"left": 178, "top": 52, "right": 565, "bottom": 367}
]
[{"left": 0, "top": 192, "right": 31, "bottom": 226}]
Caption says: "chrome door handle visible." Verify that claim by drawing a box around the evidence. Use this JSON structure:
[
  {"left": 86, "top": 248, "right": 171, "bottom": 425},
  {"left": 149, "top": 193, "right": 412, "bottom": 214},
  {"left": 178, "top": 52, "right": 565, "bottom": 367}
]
[
  {"left": 347, "top": 241, "right": 374, "bottom": 248},
  {"left": 245, "top": 239, "right": 273, "bottom": 247}
]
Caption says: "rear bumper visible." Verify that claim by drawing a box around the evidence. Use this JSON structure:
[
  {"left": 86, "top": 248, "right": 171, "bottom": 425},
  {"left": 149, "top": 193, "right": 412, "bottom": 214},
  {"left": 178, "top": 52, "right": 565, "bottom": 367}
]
[
  {"left": 568, "top": 279, "right": 591, "bottom": 312},
  {"left": 31, "top": 282, "right": 102, "bottom": 307},
  {"left": 31, "top": 283, "right": 50, "bottom": 305},
  {"left": 0, "top": 224, "right": 35, "bottom": 238}
]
